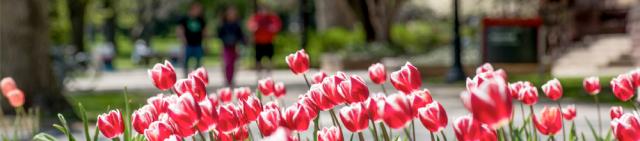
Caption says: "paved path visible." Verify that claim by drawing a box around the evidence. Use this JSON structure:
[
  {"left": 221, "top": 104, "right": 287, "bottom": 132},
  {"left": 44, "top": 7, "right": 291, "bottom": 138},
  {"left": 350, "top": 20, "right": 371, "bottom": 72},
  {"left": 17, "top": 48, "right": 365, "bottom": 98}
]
[
  {"left": 63, "top": 68, "right": 618, "bottom": 140},
  {"left": 552, "top": 34, "right": 636, "bottom": 77}
]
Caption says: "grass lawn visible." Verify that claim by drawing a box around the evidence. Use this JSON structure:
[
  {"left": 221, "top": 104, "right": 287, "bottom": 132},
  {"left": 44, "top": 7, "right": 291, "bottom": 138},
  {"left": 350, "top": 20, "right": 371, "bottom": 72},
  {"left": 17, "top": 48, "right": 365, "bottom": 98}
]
[{"left": 66, "top": 90, "right": 150, "bottom": 120}]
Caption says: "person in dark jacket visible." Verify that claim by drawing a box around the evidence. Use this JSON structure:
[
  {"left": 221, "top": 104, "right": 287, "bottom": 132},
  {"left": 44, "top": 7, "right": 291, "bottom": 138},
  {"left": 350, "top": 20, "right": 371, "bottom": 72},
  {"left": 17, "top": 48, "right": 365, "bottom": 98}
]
[
  {"left": 217, "top": 6, "right": 245, "bottom": 86},
  {"left": 177, "top": 2, "right": 207, "bottom": 77}
]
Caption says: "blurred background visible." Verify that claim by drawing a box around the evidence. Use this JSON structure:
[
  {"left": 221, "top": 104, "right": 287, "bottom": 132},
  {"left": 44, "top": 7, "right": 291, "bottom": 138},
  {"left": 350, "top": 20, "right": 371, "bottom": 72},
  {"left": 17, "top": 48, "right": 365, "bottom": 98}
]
[{"left": 1, "top": 0, "right": 640, "bottom": 139}]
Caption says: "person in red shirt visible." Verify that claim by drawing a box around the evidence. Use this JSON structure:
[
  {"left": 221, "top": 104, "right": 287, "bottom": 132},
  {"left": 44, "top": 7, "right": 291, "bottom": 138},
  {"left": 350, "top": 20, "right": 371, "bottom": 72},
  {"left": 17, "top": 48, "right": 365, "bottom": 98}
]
[{"left": 247, "top": 5, "right": 281, "bottom": 79}]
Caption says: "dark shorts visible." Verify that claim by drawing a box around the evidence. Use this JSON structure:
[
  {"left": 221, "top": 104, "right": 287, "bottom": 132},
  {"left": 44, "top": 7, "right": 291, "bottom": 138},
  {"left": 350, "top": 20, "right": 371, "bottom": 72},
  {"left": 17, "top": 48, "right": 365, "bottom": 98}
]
[{"left": 255, "top": 43, "right": 274, "bottom": 61}]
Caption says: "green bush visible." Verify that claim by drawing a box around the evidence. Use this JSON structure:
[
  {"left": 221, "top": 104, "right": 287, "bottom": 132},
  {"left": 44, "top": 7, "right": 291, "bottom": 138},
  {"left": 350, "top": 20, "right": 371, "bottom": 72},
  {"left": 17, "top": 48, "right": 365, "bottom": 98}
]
[{"left": 391, "top": 21, "right": 451, "bottom": 55}]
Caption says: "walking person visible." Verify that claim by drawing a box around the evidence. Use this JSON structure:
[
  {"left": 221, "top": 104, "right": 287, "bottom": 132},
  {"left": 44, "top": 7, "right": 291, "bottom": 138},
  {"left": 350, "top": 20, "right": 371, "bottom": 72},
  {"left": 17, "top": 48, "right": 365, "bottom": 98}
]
[
  {"left": 247, "top": 5, "right": 281, "bottom": 79},
  {"left": 217, "top": 6, "right": 245, "bottom": 87},
  {"left": 177, "top": 2, "right": 207, "bottom": 77}
]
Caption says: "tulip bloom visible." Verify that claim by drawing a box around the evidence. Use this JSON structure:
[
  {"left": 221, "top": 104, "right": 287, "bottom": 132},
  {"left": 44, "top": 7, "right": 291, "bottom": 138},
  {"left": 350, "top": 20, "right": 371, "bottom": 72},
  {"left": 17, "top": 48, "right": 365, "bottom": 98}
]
[
  {"left": 363, "top": 93, "right": 385, "bottom": 122},
  {"left": 611, "top": 113, "right": 640, "bottom": 141},
  {"left": 197, "top": 96, "right": 218, "bottom": 132},
  {"left": 0, "top": 77, "right": 17, "bottom": 95},
  {"left": 318, "top": 126, "right": 343, "bottom": 141},
  {"left": 475, "top": 63, "right": 494, "bottom": 74},
  {"left": 235, "top": 105, "right": 251, "bottom": 126},
  {"left": 144, "top": 121, "right": 173, "bottom": 141},
  {"left": 147, "top": 94, "right": 169, "bottom": 115},
  {"left": 263, "top": 101, "right": 281, "bottom": 111},
  {"left": 297, "top": 96, "right": 319, "bottom": 120},
  {"left": 5, "top": 89, "right": 24, "bottom": 108},
  {"left": 611, "top": 74, "right": 635, "bottom": 102},
  {"left": 322, "top": 75, "right": 347, "bottom": 105},
  {"left": 234, "top": 87, "right": 252, "bottom": 101},
  {"left": 258, "top": 77, "right": 276, "bottom": 96},
  {"left": 274, "top": 82, "right": 287, "bottom": 98},
  {"left": 97, "top": 110, "right": 125, "bottom": 139},
  {"left": 390, "top": 62, "right": 422, "bottom": 94},
  {"left": 418, "top": 101, "right": 448, "bottom": 132},
  {"left": 282, "top": 103, "right": 312, "bottom": 132},
  {"left": 308, "top": 84, "right": 336, "bottom": 111},
  {"left": 463, "top": 72, "right": 512, "bottom": 129},
  {"left": 241, "top": 96, "right": 263, "bottom": 122},
  {"left": 562, "top": 104, "right": 576, "bottom": 121},
  {"left": 218, "top": 88, "right": 233, "bottom": 103},
  {"left": 162, "top": 114, "right": 196, "bottom": 138},
  {"left": 382, "top": 93, "right": 412, "bottom": 129},
  {"left": 174, "top": 77, "right": 207, "bottom": 101},
  {"left": 508, "top": 81, "right": 526, "bottom": 100},
  {"left": 611, "top": 106, "right": 624, "bottom": 119},
  {"left": 339, "top": 103, "right": 369, "bottom": 132},
  {"left": 312, "top": 72, "right": 327, "bottom": 84},
  {"left": 132, "top": 105, "right": 157, "bottom": 134},
  {"left": 233, "top": 126, "right": 250, "bottom": 141},
  {"left": 533, "top": 106, "right": 563, "bottom": 135},
  {"left": 167, "top": 94, "right": 200, "bottom": 130},
  {"left": 217, "top": 104, "right": 240, "bottom": 133},
  {"left": 453, "top": 115, "right": 497, "bottom": 141},
  {"left": 629, "top": 69, "right": 640, "bottom": 87},
  {"left": 338, "top": 75, "right": 370, "bottom": 104},
  {"left": 263, "top": 127, "right": 298, "bottom": 141},
  {"left": 409, "top": 89, "right": 433, "bottom": 117},
  {"left": 583, "top": 76, "right": 601, "bottom": 95},
  {"left": 258, "top": 108, "right": 281, "bottom": 136},
  {"left": 541, "top": 78, "right": 563, "bottom": 101},
  {"left": 285, "top": 49, "right": 310, "bottom": 75},
  {"left": 148, "top": 60, "right": 177, "bottom": 91},
  {"left": 189, "top": 67, "right": 209, "bottom": 85},
  {"left": 519, "top": 85, "right": 538, "bottom": 106},
  {"left": 368, "top": 63, "right": 387, "bottom": 84}
]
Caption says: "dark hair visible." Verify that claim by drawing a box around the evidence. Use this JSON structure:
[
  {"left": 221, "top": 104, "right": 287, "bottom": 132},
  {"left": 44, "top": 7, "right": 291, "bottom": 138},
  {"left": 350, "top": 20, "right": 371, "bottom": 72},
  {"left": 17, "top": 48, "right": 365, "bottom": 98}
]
[
  {"left": 189, "top": 1, "right": 202, "bottom": 9},
  {"left": 221, "top": 6, "right": 237, "bottom": 23}
]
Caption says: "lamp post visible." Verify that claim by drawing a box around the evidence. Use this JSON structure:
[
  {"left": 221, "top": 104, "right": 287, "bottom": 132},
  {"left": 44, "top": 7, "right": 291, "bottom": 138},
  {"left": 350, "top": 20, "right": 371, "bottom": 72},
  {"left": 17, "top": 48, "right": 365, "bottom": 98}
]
[{"left": 446, "top": 0, "right": 466, "bottom": 83}]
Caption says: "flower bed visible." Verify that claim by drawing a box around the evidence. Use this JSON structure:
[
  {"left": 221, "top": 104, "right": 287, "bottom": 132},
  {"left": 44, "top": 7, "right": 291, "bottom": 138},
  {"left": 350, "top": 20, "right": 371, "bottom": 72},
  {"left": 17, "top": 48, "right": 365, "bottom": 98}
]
[{"left": 17, "top": 49, "right": 640, "bottom": 141}]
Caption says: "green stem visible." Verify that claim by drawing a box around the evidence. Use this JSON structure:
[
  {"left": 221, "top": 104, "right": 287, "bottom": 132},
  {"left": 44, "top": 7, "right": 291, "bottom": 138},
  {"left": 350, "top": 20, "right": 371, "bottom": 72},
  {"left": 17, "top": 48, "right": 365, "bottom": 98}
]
[
  {"left": 500, "top": 128, "right": 509, "bottom": 141},
  {"left": 379, "top": 123, "right": 390, "bottom": 141},
  {"left": 556, "top": 101, "right": 566, "bottom": 141},
  {"left": 329, "top": 109, "right": 343, "bottom": 130},
  {"left": 370, "top": 118, "right": 379, "bottom": 141},
  {"left": 112, "top": 137, "right": 120, "bottom": 141},
  {"left": 210, "top": 132, "right": 216, "bottom": 141},
  {"left": 530, "top": 106, "right": 538, "bottom": 141},
  {"left": 123, "top": 87, "right": 131, "bottom": 141},
  {"left": 303, "top": 74, "right": 311, "bottom": 88},
  {"left": 314, "top": 116, "right": 320, "bottom": 141},
  {"left": 440, "top": 131, "right": 447, "bottom": 141},
  {"left": 594, "top": 95, "right": 602, "bottom": 137},
  {"left": 411, "top": 120, "right": 416, "bottom": 141},
  {"left": 297, "top": 132, "right": 301, "bottom": 141},
  {"left": 358, "top": 132, "right": 365, "bottom": 141},
  {"left": 508, "top": 120, "right": 514, "bottom": 141},
  {"left": 200, "top": 131, "right": 211, "bottom": 141},
  {"left": 430, "top": 132, "right": 435, "bottom": 141},
  {"left": 380, "top": 85, "right": 388, "bottom": 95},
  {"left": 520, "top": 103, "right": 529, "bottom": 139},
  {"left": 403, "top": 128, "right": 412, "bottom": 141}
]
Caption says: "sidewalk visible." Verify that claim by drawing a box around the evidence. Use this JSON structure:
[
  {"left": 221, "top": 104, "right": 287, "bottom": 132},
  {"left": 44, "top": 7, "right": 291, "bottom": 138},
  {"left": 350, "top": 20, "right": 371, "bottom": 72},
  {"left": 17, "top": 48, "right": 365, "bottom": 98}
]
[{"left": 66, "top": 68, "right": 368, "bottom": 92}]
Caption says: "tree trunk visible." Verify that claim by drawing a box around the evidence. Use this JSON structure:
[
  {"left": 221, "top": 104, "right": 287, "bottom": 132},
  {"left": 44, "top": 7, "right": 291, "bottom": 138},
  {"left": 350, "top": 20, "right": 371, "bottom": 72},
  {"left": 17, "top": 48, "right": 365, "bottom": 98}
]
[
  {"left": 315, "top": 0, "right": 357, "bottom": 30},
  {"left": 67, "top": 0, "right": 87, "bottom": 53},
  {"left": 0, "top": 0, "right": 74, "bottom": 116},
  {"left": 104, "top": 0, "right": 118, "bottom": 53},
  {"left": 346, "top": 0, "right": 404, "bottom": 44}
]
